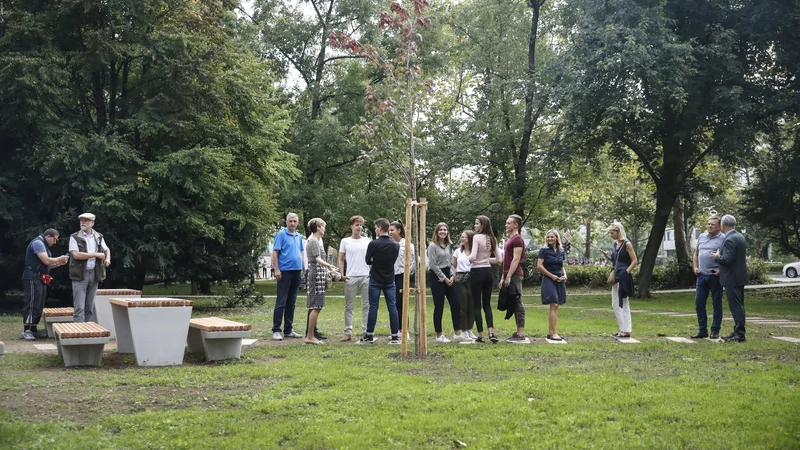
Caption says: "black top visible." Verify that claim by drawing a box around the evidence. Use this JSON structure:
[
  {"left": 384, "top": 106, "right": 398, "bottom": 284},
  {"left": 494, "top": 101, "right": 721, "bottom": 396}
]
[
  {"left": 365, "top": 236, "right": 400, "bottom": 286},
  {"left": 537, "top": 246, "right": 565, "bottom": 277}
]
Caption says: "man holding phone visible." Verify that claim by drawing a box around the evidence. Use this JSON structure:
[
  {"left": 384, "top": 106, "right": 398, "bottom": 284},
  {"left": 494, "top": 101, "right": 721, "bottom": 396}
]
[{"left": 691, "top": 215, "right": 725, "bottom": 339}]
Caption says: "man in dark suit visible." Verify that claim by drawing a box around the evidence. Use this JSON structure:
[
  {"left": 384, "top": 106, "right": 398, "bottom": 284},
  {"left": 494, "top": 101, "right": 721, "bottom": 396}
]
[{"left": 711, "top": 214, "right": 748, "bottom": 342}]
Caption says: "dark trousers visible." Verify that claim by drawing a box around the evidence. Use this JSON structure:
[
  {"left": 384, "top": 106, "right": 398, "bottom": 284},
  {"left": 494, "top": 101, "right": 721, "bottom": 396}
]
[
  {"left": 429, "top": 268, "right": 460, "bottom": 333},
  {"left": 455, "top": 274, "right": 474, "bottom": 331},
  {"left": 367, "top": 280, "right": 399, "bottom": 335},
  {"left": 695, "top": 274, "right": 723, "bottom": 334},
  {"left": 725, "top": 284, "right": 746, "bottom": 337},
  {"left": 470, "top": 267, "right": 494, "bottom": 332},
  {"left": 22, "top": 278, "right": 46, "bottom": 331},
  {"left": 273, "top": 270, "right": 301, "bottom": 334},
  {"left": 394, "top": 273, "right": 415, "bottom": 331}
]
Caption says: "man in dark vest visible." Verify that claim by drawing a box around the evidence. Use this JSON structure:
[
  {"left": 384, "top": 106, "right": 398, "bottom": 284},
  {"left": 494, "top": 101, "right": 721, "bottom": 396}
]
[
  {"left": 21, "top": 229, "right": 69, "bottom": 341},
  {"left": 711, "top": 214, "right": 748, "bottom": 342},
  {"left": 68, "top": 213, "right": 111, "bottom": 323}
]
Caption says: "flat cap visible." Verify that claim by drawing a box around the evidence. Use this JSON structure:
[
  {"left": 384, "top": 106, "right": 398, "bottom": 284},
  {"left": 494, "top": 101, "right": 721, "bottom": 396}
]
[{"left": 78, "top": 213, "right": 96, "bottom": 221}]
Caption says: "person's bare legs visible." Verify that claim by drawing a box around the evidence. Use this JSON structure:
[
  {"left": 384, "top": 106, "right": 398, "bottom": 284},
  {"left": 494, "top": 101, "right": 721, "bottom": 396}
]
[
  {"left": 305, "top": 309, "right": 322, "bottom": 344},
  {"left": 548, "top": 303, "right": 560, "bottom": 338}
]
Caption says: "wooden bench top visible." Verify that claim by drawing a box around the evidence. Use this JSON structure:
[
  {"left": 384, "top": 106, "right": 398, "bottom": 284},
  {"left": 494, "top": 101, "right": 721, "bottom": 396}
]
[
  {"left": 97, "top": 289, "right": 142, "bottom": 295},
  {"left": 109, "top": 297, "right": 193, "bottom": 307},
  {"left": 190, "top": 317, "right": 252, "bottom": 332},
  {"left": 53, "top": 322, "right": 110, "bottom": 338},
  {"left": 43, "top": 307, "right": 74, "bottom": 317}
]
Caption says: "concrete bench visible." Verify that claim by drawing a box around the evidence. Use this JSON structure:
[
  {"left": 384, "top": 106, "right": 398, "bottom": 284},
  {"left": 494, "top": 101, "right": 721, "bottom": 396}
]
[
  {"left": 93, "top": 289, "right": 142, "bottom": 339},
  {"left": 43, "top": 307, "right": 75, "bottom": 338},
  {"left": 187, "top": 317, "right": 252, "bottom": 361},
  {"left": 111, "top": 297, "right": 193, "bottom": 366},
  {"left": 53, "top": 322, "right": 111, "bottom": 367}
]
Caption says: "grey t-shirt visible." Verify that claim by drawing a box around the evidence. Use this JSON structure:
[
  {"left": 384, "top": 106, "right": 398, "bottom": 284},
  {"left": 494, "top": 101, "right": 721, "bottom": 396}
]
[{"left": 696, "top": 231, "right": 725, "bottom": 275}]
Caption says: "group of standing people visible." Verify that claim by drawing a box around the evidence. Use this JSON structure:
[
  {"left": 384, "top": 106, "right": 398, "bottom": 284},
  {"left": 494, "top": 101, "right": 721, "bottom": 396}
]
[{"left": 20, "top": 212, "right": 111, "bottom": 341}]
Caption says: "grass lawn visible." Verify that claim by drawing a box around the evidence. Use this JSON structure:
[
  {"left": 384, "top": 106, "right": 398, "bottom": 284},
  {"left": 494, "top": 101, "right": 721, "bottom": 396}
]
[{"left": 0, "top": 287, "right": 798, "bottom": 449}]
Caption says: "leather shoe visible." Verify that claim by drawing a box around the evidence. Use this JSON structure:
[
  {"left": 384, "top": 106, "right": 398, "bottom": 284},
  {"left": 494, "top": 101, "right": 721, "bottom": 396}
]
[
  {"left": 709, "top": 333, "right": 719, "bottom": 339},
  {"left": 690, "top": 332, "right": 709, "bottom": 339}
]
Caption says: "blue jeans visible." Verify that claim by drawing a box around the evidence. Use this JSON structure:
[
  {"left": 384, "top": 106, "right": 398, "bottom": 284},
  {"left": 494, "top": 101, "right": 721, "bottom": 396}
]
[
  {"left": 273, "top": 270, "right": 301, "bottom": 334},
  {"left": 695, "top": 274, "right": 723, "bottom": 334},
  {"left": 367, "top": 280, "right": 399, "bottom": 335}
]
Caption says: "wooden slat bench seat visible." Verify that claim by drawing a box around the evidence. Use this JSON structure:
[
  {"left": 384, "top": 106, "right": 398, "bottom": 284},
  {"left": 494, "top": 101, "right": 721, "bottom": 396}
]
[
  {"left": 53, "top": 322, "right": 111, "bottom": 367},
  {"left": 43, "top": 308, "right": 75, "bottom": 338},
  {"left": 110, "top": 297, "right": 194, "bottom": 308},
  {"left": 96, "top": 289, "right": 143, "bottom": 296},
  {"left": 187, "top": 317, "right": 252, "bottom": 361},
  {"left": 189, "top": 317, "right": 253, "bottom": 332}
]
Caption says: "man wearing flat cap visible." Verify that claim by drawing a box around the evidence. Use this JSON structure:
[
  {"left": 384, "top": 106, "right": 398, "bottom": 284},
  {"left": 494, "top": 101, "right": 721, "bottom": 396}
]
[{"left": 68, "top": 213, "right": 111, "bottom": 322}]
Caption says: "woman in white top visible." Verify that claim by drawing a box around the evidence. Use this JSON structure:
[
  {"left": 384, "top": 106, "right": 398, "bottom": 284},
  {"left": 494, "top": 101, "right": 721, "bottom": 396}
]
[
  {"left": 452, "top": 230, "right": 476, "bottom": 340},
  {"left": 469, "top": 215, "right": 502, "bottom": 343}
]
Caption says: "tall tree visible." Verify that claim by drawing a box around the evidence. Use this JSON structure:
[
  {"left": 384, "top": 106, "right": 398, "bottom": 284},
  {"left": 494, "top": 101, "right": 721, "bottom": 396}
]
[
  {"left": 561, "top": 0, "right": 767, "bottom": 296},
  {"left": 0, "top": 0, "right": 295, "bottom": 294}
]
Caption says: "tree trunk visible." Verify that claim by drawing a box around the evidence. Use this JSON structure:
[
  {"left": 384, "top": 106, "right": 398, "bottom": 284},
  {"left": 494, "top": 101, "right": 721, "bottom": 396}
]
[
  {"left": 584, "top": 219, "right": 592, "bottom": 258},
  {"left": 515, "top": 0, "right": 544, "bottom": 216},
  {"left": 672, "top": 196, "right": 691, "bottom": 265},
  {"left": 638, "top": 188, "right": 680, "bottom": 297}
]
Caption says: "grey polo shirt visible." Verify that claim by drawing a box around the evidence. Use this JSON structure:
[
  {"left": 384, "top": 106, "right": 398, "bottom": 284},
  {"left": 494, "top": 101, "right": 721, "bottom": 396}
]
[{"left": 696, "top": 231, "right": 725, "bottom": 275}]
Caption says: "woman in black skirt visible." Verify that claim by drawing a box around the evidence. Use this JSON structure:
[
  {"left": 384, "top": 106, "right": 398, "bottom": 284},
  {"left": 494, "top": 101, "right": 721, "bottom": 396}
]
[{"left": 537, "top": 229, "right": 567, "bottom": 340}]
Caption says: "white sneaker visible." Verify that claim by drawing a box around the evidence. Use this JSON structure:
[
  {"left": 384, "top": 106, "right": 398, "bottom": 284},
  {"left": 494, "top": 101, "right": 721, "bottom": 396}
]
[
  {"left": 272, "top": 332, "right": 283, "bottom": 341},
  {"left": 435, "top": 335, "right": 451, "bottom": 343},
  {"left": 452, "top": 333, "right": 470, "bottom": 342},
  {"left": 285, "top": 331, "right": 303, "bottom": 338},
  {"left": 466, "top": 330, "right": 477, "bottom": 339}
]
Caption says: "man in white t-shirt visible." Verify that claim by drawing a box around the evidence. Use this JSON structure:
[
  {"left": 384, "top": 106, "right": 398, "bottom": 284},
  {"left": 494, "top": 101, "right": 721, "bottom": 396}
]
[{"left": 338, "top": 215, "right": 371, "bottom": 341}]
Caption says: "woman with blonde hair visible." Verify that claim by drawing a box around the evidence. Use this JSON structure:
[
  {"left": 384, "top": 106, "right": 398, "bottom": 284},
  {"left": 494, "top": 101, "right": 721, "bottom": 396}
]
[
  {"left": 427, "top": 223, "right": 468, "bottom": 343},
  {"left": 469, "top": 215, "right": 501, "bottom": 343},
  {"left": 537, "top": 229, "right": 567, "bottom": 340},
  {"left": 304, "top": 218, "right": 338, "bottom": 344},
  {"left": 452, "top": 230, "right": 476, "bottom": 340},
  {"left": 604, "top": 222, "right": 638, "bottom": 338}
]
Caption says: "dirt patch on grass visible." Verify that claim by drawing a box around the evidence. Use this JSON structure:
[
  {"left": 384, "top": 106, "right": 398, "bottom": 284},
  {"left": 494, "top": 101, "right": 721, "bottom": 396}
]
[{"left": 1, "top": 370, "right": 279, "bottom": 423}]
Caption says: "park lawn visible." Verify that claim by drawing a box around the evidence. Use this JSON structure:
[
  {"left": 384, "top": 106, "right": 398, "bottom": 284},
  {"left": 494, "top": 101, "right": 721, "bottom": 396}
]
[{"left": 0, "top": 289, "right": 798, "bottom": 449}]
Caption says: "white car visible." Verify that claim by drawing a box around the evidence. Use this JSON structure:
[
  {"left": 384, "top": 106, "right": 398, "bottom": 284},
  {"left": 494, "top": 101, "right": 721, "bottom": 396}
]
[{"left": 783, "top": 262, "right": 800, "bottom": 278}]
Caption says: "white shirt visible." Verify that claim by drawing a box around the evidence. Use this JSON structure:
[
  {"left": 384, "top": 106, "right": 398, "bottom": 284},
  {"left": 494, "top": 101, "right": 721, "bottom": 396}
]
[
  {"left": 69, "top": 231, "right": 107, "bottom": 271},
  {"left": 393, "top": 238, "right": 416, "bottom": 275},
  {"left": 453, "top": 248, "right": 472, "bottom": 273},
  {"left": 339, "top": 236, "right": 371, "bottom": 277}
]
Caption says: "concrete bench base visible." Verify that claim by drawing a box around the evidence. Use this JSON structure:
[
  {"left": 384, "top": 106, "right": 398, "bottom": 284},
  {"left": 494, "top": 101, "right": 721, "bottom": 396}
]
[
  {"left": 187, "top": 329, "right": 251, "bottom": 361},
  {"left": 45, "top": 316, "right": 74, "bottom": 338},
  {"left": 56, "top": 336, "right": 110, "bottom": 367}
]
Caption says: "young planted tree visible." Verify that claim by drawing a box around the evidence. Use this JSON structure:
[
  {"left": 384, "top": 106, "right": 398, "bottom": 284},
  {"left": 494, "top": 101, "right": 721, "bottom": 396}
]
[{"left": 330, "top": 0, "right": 433, "bottom": 354}]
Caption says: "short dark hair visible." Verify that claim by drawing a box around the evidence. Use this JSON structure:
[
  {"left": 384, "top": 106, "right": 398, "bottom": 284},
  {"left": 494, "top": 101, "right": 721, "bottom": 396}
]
[
  {"left": 307, "top": 218, "right": 326, "bottom": 233},
  {"left": 508, "top": 214, "right": 522, "bottom": 228},
  {"left": 374, "top": 218, "right": 390, "bottom": 233},
  {"left": 43, "top": 229, "right": 59, "bottom": 238},
  {"left": 390, "top": 220, "right": 405, "bottom": 238}
]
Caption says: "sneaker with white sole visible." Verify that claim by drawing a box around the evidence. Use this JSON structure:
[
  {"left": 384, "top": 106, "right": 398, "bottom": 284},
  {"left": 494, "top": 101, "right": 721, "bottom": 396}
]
[
  {"left": 357, "top": 333, "right": 377, "bottom": 344},
  {"left": 285, "top": 330, "right": 303, "bottom": 338},
  {"left": 466, "top": 330, "right": 477, "bottom": 340},
  {"left": 435, "top": 334, "right": 451, "bottom": 343},
  {"left": 20, "top": 330, "right": 36, "bottom": 341},
  {"left": 272, "top": 332, "right": 283, "bottom": 341},
  {"left": 388, "top": 335, "right": 401, "bottom": 345},
  {"left": 505, "top": 333, "right": 530, "bottom": 344},
  {"left": 452, "top": 333, "right": 470, "bottom": 342}
]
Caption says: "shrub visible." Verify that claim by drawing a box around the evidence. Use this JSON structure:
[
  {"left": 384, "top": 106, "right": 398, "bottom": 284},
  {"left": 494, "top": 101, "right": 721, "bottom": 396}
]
[
  {"left": 220, "top": 283, "right": 266, "bottom": 308},
  {"left": 747, "top": 258, "right": 770, "bottom": 284},
  {"left": 647, "top": 261, "right": 696, "bottom": 290}
]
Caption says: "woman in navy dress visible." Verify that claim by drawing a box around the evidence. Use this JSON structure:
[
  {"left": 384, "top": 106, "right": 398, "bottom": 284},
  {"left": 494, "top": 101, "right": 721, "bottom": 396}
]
[{"left": 537, "top": 230, "right": 567, "bottom": 340}]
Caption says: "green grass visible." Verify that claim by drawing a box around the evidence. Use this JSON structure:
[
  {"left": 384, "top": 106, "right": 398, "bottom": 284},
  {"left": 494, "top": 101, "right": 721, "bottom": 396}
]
[{"left": 1, "top": 288, "right": 799, "bottom": 449}]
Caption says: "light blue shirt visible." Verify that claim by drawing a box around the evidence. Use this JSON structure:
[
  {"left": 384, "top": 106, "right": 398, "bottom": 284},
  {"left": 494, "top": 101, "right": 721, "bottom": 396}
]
[
  {"left": 273, "top": 228, "right": 304, "bottom": 271},
  {"left": 696, "top": 231, "right": 725, "bottom": 275}
]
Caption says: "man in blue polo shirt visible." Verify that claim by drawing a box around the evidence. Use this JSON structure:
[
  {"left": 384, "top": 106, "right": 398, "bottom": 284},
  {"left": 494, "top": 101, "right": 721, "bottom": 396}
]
[
  {"left": 691, "top": 215, "right": 726, "bottom": 339},
  {"left": 271, "top": 213, "right": 304, "bottom": 340},
  {"left": 21, "top": 229, "right": 69, "bottom": 341}
]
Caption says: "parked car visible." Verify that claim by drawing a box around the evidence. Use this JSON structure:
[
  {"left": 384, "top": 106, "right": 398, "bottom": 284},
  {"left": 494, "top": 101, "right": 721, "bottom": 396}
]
[{"left": 783, "top": 262, "right": 800, "bottom": 278}]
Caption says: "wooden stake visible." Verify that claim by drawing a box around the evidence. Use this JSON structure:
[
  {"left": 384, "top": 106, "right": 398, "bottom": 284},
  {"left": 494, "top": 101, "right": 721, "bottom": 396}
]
[
  {"left": 418, "top": 197, "right": 428, "bottom": 356},
  {"left": 401, "top": 199, "right": 412, "bottom": 357}
]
